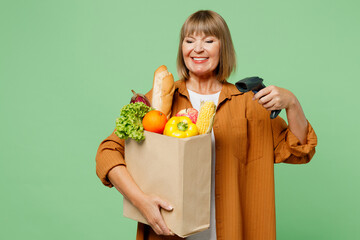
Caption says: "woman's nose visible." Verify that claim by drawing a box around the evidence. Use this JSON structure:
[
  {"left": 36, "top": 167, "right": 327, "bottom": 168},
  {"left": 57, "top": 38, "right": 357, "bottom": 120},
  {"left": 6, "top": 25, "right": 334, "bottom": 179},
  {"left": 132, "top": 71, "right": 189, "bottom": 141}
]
[{"left": 194, "top": 42, "right": 204, "bottom": 52}]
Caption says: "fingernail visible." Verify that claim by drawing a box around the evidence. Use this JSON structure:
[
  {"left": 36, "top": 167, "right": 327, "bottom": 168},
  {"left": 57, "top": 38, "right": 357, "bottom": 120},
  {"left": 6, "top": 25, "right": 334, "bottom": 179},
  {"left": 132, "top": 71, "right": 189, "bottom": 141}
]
[{"left": 169, "top": 205, "right": 173, "bottom": 210}]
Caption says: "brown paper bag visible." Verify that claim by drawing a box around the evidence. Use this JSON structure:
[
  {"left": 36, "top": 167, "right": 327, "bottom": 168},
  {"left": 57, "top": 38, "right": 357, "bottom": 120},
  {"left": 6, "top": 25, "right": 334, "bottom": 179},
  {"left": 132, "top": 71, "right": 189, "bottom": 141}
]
[{"left": 123, "top": 130, "right": 212, "bottom": 238}]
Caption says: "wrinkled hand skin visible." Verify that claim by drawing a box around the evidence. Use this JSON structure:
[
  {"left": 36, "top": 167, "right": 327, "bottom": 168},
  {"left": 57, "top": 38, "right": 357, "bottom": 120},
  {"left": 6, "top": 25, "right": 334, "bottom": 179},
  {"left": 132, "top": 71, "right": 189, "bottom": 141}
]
[
  {"left": 136, "top": 193, "right": 175, "bottom": 236},
  {"left": 253, "top": 85, "right": 308, "bottom": 144},
  {"left": 253, "top": 85, "right": 297, "bottom": 111},
  {"left": 108, "top": 166, "right": 175, "bottom": 236}
]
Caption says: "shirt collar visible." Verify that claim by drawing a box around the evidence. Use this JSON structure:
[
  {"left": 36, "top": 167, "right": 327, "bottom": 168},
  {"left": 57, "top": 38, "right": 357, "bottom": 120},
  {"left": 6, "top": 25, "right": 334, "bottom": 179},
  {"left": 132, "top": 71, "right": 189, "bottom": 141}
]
[{"left": 175, "top": 79, "right": 243, "bottom": 105}]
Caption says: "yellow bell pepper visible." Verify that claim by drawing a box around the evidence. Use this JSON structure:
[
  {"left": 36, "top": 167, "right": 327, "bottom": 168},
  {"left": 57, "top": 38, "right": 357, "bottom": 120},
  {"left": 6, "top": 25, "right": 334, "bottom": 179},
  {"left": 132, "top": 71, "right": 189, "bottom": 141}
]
[{"left": 163, "top": 116, "right": 199, "bottom": 138}]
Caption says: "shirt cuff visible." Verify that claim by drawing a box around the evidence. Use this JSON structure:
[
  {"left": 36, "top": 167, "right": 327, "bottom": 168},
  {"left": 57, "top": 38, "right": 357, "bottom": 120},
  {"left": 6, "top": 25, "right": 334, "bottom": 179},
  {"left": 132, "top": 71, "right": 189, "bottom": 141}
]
[
  {"left": 285, "top": 120, "right": 318, "bottom": 158},
  {"left": 96, "top": 144, "right": 127, "bottom": 187}
]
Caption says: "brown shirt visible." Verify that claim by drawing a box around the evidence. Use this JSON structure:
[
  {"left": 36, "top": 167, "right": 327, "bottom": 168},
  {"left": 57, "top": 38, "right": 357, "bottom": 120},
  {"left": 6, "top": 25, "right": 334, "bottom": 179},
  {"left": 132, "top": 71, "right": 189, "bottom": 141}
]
[{"left": 96, "top": 79, "right": 317, "bottom": 240}]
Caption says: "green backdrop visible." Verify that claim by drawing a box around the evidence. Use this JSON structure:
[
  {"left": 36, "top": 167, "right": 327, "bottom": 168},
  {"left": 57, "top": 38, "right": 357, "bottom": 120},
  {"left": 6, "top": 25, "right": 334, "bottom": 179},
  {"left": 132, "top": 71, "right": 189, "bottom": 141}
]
[{"left": 1, "top": 0, "right": 359, "bottom": 239}]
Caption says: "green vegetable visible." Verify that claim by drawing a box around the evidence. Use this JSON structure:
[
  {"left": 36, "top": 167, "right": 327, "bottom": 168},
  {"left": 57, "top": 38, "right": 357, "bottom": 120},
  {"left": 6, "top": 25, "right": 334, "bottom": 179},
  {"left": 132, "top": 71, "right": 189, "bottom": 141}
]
[{"left": 115, "top": 102, "right": 153, "bottom": 142}]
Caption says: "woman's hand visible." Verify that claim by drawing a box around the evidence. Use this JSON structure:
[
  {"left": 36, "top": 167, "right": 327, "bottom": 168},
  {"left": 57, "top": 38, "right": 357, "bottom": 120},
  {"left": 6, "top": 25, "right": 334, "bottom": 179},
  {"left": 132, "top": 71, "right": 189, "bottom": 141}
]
[
  {"left": 253, "top": 85, "right": 296, "bottom": 111},
  {"left": 108, "top": 166, "right": 174, "bottom": 236},
  {"left": 135, "top": 193, "right": 175, "bottom": 236},
  {"left": 253, "top": 85, "right": 308, "bottom": 144}
]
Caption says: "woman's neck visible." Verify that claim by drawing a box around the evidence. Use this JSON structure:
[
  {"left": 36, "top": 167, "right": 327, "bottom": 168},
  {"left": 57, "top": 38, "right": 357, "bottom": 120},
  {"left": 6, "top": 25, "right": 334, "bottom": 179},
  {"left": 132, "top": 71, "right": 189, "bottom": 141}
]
[{"left": 186, "top": 73, "right": 223, "bottom": 95}]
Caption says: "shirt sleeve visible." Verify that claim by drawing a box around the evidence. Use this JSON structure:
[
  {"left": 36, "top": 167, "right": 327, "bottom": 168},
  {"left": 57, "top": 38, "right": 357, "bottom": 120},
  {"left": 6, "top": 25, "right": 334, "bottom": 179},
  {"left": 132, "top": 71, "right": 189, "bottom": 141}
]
[
  {"left": 271, "top": 117, "right": 318, "bottom": 164},
  {"left": 95, "top": 91, "right": 153, "bottom": 187},
  {"left": 95, "top": 130, "right": 126, "bottom": 187}
]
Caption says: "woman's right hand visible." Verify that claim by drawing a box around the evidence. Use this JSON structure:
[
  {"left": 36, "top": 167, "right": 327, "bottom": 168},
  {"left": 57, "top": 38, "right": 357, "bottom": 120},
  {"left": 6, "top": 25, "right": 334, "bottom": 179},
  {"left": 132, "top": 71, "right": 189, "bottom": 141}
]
[
  {"left": 135, "top": 193, "right": 175, "bottom": 236},
  {"left": 107, "top": 166, "right": 174, "bottom": 236}
]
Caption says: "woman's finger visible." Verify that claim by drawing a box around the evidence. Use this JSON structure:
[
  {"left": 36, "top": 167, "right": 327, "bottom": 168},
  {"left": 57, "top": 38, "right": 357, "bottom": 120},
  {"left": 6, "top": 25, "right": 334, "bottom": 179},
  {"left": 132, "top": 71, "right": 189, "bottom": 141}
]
[
  {"left": 152, "top": 223, "right": 163, "bottom": 235},
  {"left": 253, "top": 86, "right": 273, "bottom": 100},
  {"left": 156, "top": 218, "right": 172, "bottom": 236},
  {"left": 263, "top": 99, "right": 276, "bottom": 110},
  {"left": 257, "top": 92, "right": 274, "bottom": 105},
  {"left": 156, "top": 198, "right": 174, "bottom": 212},
  {"left": 155, "top": 199, "right": 173, "bottom": 235},
  {"left": 141, "top": 195, "right": 174, "bottom": 236},
  {"left": 267, "top": 105, "right": 283, "bottom": 111}
]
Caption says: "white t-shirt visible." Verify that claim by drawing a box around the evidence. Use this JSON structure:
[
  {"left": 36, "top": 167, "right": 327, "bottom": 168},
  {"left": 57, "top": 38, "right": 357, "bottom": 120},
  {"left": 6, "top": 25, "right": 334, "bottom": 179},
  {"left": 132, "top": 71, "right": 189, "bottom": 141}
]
[{"left": 186, "top": 88, "right": 220, "bottom": 240}]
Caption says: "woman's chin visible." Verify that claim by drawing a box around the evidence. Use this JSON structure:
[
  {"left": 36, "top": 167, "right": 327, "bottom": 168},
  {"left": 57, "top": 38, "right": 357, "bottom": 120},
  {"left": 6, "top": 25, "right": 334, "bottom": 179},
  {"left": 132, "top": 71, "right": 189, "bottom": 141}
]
[{"left": 190, "top": 70, "right": 216, "bottom": 79}]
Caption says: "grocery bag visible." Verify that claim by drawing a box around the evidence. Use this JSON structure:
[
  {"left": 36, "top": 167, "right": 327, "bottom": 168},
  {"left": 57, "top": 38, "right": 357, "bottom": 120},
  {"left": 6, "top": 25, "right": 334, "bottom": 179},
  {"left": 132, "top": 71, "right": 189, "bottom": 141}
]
[{"left": 123, "top": 130, "right": 212, "bottom": 238}]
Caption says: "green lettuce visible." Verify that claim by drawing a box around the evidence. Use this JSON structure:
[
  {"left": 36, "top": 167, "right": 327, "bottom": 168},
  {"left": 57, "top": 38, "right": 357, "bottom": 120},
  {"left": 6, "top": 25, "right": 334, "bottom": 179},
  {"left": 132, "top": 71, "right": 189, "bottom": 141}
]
[{"left": 115, "top": 102, "right": 153, "bottom": 142}]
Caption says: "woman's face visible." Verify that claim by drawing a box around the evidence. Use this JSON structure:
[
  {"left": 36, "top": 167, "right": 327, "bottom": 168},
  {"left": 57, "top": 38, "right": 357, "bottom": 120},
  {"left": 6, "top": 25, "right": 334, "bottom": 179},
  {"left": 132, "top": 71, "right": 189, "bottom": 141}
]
[{"left": 182, "top": 32, "right": 220, "bottom": 79}]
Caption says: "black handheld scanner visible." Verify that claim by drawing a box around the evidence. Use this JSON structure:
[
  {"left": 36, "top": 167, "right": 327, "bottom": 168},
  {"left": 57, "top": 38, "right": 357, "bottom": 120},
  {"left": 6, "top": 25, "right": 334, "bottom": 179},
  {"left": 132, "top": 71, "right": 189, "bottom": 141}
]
[{"left": 235, "top": 77, "right": 281, "bottom": 119}]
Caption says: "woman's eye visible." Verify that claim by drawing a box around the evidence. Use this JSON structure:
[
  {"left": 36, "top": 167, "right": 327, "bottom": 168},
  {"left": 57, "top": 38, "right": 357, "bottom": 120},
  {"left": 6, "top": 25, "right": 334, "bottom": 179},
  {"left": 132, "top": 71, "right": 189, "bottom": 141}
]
[
  {"left": 185, "top": 40, "right": 193, "bottom": 43},
  {"left": 205, "top": 40, "right": 214, "bottom": 43}
]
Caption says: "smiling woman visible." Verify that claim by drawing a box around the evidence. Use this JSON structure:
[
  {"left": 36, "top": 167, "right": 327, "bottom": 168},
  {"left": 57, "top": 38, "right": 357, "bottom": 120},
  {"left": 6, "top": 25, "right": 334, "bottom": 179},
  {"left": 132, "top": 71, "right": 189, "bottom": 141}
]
[{"left": 95, "top": 9, "right": 317, "bottom": 240}]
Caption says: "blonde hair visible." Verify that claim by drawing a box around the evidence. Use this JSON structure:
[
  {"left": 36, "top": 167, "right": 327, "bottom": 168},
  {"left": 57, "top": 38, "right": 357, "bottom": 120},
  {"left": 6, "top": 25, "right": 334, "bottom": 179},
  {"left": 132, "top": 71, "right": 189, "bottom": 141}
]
[{"left": 177, "top": 10, "right": 236, "bottom": 83}]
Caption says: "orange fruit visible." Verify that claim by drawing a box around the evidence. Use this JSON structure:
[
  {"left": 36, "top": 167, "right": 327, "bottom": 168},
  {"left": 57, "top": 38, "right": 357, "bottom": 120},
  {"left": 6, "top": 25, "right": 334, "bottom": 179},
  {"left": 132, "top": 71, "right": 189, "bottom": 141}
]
[{"left": 142, "top": 110, "right": 168, "bottom": 134}]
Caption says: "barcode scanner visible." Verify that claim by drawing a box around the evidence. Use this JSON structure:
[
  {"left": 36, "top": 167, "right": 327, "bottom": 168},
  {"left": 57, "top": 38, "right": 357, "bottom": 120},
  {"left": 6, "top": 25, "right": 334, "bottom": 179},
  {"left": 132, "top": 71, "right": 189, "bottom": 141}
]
[{"left": 235, "top": 77, "right": 281, "bottom": 119}]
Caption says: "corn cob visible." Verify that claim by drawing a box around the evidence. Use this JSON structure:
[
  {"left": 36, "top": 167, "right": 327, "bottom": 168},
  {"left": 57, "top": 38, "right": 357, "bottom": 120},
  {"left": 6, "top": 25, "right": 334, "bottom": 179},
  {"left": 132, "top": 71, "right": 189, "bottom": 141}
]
[{"left": 196, "top": 101, "right": 216, "bottom": 134}]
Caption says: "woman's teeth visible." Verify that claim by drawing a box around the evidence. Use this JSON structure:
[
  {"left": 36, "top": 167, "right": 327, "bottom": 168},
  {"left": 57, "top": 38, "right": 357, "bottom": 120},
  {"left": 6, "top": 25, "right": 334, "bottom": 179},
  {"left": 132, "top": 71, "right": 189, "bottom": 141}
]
[{"left": 193, "top": 58, "right": 208, "bottom": 60}]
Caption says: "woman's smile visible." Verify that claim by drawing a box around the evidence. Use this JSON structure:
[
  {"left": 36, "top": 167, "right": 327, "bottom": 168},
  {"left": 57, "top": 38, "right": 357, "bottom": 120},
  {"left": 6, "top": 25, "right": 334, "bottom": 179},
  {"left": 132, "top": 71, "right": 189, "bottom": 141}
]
[{"left": 191, "top": 57, "right": 209, "bottom": 64}]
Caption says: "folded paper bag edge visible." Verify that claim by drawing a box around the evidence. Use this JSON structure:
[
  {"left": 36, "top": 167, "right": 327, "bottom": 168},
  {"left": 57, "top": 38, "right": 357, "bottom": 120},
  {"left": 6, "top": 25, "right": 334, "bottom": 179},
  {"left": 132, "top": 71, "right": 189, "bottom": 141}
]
[{"left": 177, "top": 223, "right": 211, "bottom": 238}]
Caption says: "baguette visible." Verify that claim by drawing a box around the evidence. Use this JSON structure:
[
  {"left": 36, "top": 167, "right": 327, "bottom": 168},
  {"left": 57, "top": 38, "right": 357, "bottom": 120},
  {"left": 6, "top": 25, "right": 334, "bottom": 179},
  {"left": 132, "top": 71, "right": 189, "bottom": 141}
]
[{"left": 151, "top": 65, "right": 175, "bottom": 119}]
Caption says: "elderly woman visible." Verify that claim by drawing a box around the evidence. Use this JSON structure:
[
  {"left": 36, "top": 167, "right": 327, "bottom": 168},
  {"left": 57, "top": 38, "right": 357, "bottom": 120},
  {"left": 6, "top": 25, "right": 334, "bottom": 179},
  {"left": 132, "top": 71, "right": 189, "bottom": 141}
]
[{"left": 96, "top": 10, "right": 317, "bottom": 240}]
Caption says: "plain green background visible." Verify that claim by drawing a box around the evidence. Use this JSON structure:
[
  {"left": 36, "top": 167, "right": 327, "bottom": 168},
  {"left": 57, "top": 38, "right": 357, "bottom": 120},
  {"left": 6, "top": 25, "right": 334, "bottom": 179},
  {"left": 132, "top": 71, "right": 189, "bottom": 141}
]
[{"left": 1, "top": 0, "right": 359, "bottom": 239}]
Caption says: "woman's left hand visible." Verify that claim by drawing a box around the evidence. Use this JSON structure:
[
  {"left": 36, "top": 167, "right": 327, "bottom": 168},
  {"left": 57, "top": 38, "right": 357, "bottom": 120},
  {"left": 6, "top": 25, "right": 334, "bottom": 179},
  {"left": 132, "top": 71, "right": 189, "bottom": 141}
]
[
  {"left": 253, "top": 85, "right": 296, "bottom": 111},
  {"left": 253, "top": 85, "right": 309, "bottom": 144}
]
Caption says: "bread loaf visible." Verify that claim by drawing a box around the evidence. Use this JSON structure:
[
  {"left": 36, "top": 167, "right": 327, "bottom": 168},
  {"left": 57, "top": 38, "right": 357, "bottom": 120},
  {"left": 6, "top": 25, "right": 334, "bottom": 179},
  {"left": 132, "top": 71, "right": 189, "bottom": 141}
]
[{"left": 151, "top": 65, "right": 175, "bottom": 119}]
